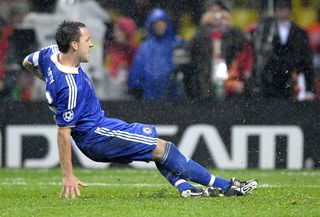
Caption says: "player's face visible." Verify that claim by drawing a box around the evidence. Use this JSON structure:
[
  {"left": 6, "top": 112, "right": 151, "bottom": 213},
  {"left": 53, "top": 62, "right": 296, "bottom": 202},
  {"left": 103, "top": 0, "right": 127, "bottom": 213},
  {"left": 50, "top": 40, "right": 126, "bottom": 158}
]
[{"left": 77, "top": 27, "right": 93, "bottom": 62}]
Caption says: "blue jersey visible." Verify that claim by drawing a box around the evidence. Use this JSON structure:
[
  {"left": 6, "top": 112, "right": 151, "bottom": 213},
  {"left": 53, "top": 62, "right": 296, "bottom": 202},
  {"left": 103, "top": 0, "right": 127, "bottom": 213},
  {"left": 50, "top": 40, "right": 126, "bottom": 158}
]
[
  {"left": 27, "top": 45, "right": 105, "bottom": 133},
  {"left": 27, "top": 45, "right": 158, "bottom": 163}
]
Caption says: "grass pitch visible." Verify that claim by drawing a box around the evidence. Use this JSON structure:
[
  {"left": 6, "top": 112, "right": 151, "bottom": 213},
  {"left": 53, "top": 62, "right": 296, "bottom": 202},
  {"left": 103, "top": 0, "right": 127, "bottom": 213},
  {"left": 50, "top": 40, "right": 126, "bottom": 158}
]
[{"left": 0, "top": 168, "right": 319, "bottom": 217}]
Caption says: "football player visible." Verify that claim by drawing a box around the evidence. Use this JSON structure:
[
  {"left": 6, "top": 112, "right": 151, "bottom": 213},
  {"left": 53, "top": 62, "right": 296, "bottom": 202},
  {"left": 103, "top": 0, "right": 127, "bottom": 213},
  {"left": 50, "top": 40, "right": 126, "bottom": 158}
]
[{"left": 22, "top": 21, "right": 258, "bottom": 199}]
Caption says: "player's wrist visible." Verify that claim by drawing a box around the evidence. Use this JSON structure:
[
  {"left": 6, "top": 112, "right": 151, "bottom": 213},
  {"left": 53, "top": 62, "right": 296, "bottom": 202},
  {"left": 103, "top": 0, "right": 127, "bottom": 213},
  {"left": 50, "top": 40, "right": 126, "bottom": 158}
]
[{"left": 62, "top": 169, "right": 74, "bottom": 178}]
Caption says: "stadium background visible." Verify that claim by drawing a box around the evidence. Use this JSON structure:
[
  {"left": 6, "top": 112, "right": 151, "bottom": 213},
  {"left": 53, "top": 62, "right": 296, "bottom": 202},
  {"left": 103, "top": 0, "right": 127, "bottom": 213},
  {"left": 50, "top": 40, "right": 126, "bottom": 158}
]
[
  {"left": 0, "top": 0, "right": 320, "bottom": 169},
  {"left": 1, "top": 0, "right": 319, "bottom": 37}
]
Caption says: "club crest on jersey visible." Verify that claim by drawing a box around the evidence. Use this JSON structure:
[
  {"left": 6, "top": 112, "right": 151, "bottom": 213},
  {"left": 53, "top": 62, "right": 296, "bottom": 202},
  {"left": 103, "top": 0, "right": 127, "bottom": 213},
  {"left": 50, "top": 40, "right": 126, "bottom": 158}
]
[
  {"left": 143, "top": 126, "right": 153, "bottom": 135},
  {"left": 63, "top": 110, "right": 74, "bottom": 122}
]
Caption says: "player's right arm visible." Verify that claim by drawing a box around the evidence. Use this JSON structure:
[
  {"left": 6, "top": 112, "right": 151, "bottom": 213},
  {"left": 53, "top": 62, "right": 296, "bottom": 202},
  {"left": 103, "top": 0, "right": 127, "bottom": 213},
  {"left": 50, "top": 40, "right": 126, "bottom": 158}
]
[
  {"left": 55, "top": 73, "right": 87, "bottom": 199},
  {"left": 57, "top": 127, "right": 87, "bottom": 199}
]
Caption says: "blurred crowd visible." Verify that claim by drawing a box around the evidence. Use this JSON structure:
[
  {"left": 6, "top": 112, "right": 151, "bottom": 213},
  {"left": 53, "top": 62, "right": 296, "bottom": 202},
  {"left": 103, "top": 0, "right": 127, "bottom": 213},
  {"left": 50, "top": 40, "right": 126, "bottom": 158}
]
[{"left": 1, "top": 0, "right": 320, "bottom": 102}]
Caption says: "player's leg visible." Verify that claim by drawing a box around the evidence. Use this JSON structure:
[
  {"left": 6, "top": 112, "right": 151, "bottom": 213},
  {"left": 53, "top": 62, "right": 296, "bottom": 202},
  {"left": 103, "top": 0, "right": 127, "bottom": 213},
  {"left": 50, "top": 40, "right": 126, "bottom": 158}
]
[
  {"left": 155, "top": 162, "right": 199, "bottom": 194},
  {"left": 80, "top": 118, "right": 256, "bottom": 196},
  {"left": 152, "top": 139, "right": 258, "bottom": 195},
  {"left": 146, "top": 141, "right": 210, "bottom": 196},
  {"left": 152, "top": 139, "right": 231, "bottom": 192},
  {"left": 157, "top": 161, "right": 224, "bottom": 197},
  {"left": 83, "top": 120, "right": 204, "bottom": 195}
]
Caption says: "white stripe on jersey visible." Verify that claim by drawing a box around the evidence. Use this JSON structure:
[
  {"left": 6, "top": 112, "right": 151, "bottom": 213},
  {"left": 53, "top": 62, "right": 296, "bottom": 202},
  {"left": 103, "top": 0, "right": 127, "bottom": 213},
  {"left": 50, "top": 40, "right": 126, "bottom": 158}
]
[
  {"left": 65, "top": 75, "right": 77, "bottom": 109},
  {"left": 32, "top": 51, "right": 40, "bottom": 66},
  {"left": 69, "top": 74, "right": 77, "bottom": 108},
  {"left": 65, "top": 75, "right": 73, "bottom": 109},
  {"left": 95, "top": 127, "right": 157, "bottom": 145},
  {"left": 43, "top": 44, "right": 59, "bottom": 54}
]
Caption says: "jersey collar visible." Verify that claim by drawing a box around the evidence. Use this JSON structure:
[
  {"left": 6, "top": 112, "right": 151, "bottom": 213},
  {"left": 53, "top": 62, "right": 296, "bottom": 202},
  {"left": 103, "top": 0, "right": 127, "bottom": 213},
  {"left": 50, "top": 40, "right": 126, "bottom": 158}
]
[{"left": 50, "top": 53, "right": 79, "bottom": 74}]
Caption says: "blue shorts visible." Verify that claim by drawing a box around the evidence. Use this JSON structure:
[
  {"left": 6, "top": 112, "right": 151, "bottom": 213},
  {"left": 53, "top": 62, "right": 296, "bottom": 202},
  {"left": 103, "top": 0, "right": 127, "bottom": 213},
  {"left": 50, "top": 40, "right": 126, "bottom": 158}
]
[{"left": 75, "top": 118, "right": 158, "bottom": 164}]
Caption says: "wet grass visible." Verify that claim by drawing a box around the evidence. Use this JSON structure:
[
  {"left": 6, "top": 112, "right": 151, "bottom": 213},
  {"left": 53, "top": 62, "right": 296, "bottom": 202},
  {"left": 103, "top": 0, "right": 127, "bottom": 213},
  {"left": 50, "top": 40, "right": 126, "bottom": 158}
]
[{"left": 0, "top": 169, "right": 319, "bottom": 217}]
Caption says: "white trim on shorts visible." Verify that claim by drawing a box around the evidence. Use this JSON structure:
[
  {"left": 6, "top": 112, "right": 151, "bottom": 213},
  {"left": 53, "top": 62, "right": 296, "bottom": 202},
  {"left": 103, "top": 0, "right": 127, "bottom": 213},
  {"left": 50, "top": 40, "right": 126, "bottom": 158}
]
[{"left": 94, "top": 127, "right": 157, "bottom": 146}]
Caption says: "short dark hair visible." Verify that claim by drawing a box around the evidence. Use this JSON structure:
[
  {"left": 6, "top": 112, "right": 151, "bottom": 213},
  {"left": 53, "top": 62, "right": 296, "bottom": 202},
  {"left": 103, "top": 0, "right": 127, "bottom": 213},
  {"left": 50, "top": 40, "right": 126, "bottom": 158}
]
[{"left": 56, "top": 21, "right": 86, "bottom": 53}]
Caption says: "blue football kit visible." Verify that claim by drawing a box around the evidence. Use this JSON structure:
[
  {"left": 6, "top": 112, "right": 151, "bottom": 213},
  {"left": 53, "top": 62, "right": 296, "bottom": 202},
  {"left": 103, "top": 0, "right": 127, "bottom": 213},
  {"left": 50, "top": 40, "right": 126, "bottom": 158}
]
[{"left": 27, "top": 45, "right": 157, "bottom": 163}]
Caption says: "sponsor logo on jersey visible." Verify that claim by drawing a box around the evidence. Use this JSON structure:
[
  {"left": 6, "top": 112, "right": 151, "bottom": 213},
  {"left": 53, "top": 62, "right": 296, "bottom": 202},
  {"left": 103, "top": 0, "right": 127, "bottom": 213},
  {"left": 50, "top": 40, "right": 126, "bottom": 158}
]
[{"left": 47, "top": 67, "right": 55, "bottom": 84}]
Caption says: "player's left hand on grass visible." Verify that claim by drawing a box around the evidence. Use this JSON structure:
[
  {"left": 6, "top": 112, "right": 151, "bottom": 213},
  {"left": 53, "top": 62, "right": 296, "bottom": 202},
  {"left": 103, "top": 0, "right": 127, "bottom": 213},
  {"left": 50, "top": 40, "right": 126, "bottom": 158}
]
[{"left": 60, "top": 175, "right": 88, "bottom": 199}]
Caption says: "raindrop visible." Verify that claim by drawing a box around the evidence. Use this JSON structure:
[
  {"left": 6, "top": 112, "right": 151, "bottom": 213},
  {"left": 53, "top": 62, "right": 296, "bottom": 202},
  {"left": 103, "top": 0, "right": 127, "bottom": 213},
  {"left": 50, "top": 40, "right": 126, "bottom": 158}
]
[{"left": 304, "top": 158, "right": 314, "bottom": 169}]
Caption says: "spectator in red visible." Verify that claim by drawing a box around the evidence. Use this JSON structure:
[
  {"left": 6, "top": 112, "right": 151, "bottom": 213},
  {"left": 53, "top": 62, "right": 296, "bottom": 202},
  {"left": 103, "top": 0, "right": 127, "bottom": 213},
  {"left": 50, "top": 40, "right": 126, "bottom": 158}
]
[
  {"left": 305, "top": 5, "right": 320, "bottom": 99},
  {"left": 223, "top": 22, "right": 255, "bottom": 97},
  {"left": 0, "top": 18, "right": 12, "bottom": 95},
  {"left": 105, "top": 17, "right": 137, "bottom": 99},
  {"left": 1, "top": 9, "right": 35, "bottom": 101},
  {"left": 0, "top": 18, "right": 13, "bottom": 98},
  {"left": 224, "top": 42, "right": 254, "bottom": 97}
]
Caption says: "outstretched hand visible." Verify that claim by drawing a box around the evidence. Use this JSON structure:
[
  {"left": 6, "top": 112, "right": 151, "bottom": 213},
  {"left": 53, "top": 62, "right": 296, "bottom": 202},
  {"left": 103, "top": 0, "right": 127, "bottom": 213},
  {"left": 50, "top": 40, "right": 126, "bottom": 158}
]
[{"left": 60, "top": 175, "right": 88, "bottom": 199}]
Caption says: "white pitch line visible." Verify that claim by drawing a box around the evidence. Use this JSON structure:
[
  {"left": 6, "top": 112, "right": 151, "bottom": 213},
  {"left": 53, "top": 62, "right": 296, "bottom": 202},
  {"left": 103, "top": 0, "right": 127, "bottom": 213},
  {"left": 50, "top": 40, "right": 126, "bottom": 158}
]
[
  {"left": 241, "top": 172, "right": 320, "bottom": 177},
  {"left": 259, "top": 184, "right": 320, "bottom": 188},
  {"left": 0, "top": 181, "right": 319, "bottom": 188}
]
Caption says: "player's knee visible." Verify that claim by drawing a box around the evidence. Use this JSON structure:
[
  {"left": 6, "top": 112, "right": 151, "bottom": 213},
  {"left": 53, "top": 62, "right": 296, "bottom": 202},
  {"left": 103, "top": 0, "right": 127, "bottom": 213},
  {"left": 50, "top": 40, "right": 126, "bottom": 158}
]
[{"left": 152, "top": 139, "right": 167, "bottom": 161}]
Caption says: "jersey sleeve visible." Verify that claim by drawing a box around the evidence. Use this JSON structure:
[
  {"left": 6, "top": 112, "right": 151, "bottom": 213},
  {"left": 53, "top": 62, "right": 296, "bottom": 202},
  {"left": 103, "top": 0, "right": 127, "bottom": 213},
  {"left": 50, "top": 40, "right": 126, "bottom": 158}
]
[
  {"left": 27, "top": 51, "right": 40, "bottom": 67},
  {"left": 54, "top": 74, "right": 83, "bottom": 128},
  {"left": 27, "top": 45, "right": 59, "bottom": 77}
]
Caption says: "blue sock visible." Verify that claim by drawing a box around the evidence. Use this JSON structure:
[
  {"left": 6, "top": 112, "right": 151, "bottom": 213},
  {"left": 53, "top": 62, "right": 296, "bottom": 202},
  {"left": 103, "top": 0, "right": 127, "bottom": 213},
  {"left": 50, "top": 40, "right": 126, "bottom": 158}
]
[
  {"left": 175, "top": 180, "right": 196, "bottom": 193},
  {"left": 155, "top": 162, "right": 196, "bottom": 192},
  {"left": 160, "top": 142, "right": 212, "bottom": 186},
  {"left": 213, "top": 177, "right": 231, "bottom": 192},
  {"left": 161, "top": 142, "right": 231, "bottom": 191}
]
